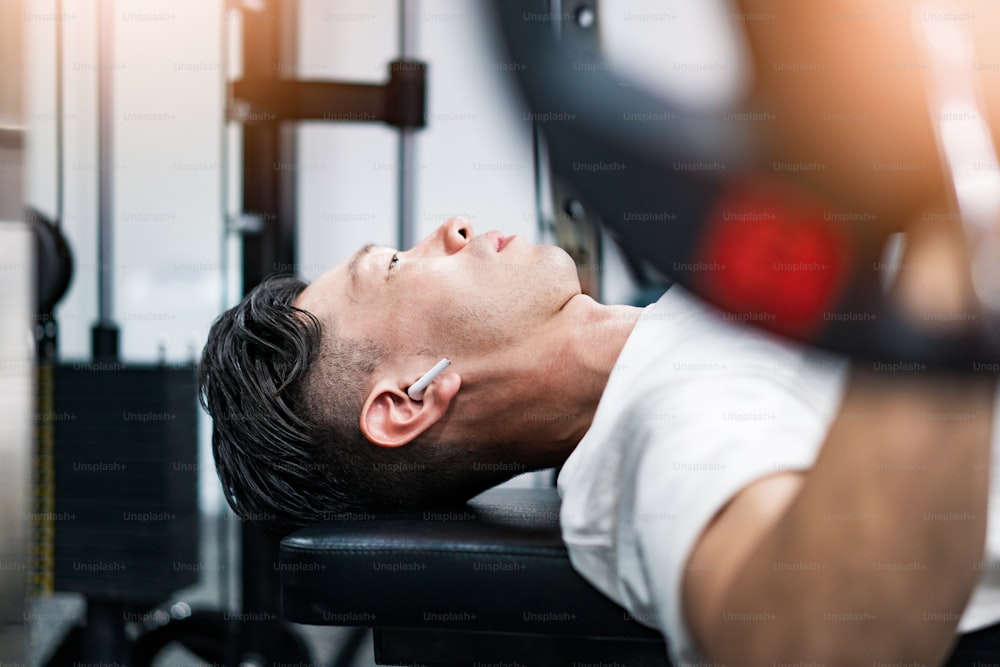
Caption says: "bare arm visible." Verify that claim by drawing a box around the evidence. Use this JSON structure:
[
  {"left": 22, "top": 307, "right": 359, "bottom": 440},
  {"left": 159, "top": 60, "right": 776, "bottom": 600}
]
[{"left": 684, "top": 368, "right": 995, "bottom": 666}]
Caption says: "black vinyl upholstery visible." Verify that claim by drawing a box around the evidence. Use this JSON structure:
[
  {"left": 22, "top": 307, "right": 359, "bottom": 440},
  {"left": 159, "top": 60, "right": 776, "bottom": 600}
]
[{"left": 280, "top": 486, "right": 670, "bottom": 665}]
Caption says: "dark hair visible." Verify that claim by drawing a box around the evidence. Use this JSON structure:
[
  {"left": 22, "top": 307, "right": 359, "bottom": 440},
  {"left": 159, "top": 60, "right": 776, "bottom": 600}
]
[{"left": 198, "top": 274, "right": 517, "bottom": 534}]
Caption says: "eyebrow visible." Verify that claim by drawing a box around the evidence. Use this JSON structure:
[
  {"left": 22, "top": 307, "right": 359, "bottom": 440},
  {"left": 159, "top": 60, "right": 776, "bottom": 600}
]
[{"left": 348, "top": 243, "right": 376, "bottom": 289}]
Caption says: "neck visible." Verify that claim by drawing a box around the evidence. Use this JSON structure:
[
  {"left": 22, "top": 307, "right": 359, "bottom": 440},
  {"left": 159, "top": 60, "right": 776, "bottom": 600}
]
[{"left": 442, "top": 294, "right": 644, "bottom": 468}]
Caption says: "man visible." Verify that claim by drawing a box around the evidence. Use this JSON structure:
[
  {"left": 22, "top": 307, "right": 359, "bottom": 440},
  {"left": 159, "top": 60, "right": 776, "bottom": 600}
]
[
  {"left": 199, "top": 217, "right": 640, "bottom": 527},
  {"left": 200, "top": 0, "right": 1000, "bottom": 661},
  {"left": 201, "top": 214, "right": 999, "bottom": 666}
]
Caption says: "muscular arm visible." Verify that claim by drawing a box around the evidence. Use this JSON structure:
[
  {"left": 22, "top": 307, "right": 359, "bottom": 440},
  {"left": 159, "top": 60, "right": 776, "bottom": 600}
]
[{"left": 684, "top": 368, "right": 995, "bottom": 666}]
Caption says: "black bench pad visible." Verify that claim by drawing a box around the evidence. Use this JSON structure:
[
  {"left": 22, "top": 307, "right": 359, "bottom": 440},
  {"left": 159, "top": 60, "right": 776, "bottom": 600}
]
[{"left": 279, "top": 487, "right": 665, "bottom": 642}]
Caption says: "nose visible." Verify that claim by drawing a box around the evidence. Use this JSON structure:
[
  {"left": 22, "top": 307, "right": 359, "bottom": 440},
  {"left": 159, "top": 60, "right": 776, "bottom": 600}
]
[{"left": 409, "top": 217, "right": 473, "bottom": 256}]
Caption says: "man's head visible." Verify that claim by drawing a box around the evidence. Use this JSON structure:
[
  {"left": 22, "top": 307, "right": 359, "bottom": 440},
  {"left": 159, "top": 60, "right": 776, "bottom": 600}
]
[{"left": 199, "top": 217, "right": 589, "bottom": 533}]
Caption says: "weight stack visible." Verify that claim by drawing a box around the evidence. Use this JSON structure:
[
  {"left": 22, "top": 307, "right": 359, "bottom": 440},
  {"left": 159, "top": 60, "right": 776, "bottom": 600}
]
[{"left": 52, "top": 362, "right": 200, "bottom": 603}]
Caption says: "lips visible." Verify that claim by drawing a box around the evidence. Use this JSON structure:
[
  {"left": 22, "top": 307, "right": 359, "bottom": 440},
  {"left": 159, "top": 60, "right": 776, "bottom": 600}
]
[
  {"left": 486, "top": 230, "right": 517, "bottom": 252},
  {"left": 497, "top": 235, "right": 516, "bottom": 251}
]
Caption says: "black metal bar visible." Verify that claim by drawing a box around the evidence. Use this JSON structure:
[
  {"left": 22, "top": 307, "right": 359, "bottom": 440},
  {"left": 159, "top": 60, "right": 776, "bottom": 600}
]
[
  {"left": 234, "top": 80, "right": 386, "bottom": 122},
  {"left": 239, "top": 1, "right": 296, "bottom": 664},
  {"left": 235, "top": 2, "right": 427, "bottom": 662},
  {"left": 240, "top": 0, "right": 293, "bottom": 283},
  {"left": 241, "top": 0, "right": 281, "bottom": 85},
  {"left": 386, "top": 60, "right": 427, "bottom": 129},
  {"left": 241, "top": 123, "right": 288, "bottom": 288},
  {"left": 374, "top": 628, "right": 670, "bottom": 667},
  {"left": 233, "top": 62, "right": 427, "bottom": 128},
  {"left": 82, "top": 600, "right": 128, "bottom": 665}
]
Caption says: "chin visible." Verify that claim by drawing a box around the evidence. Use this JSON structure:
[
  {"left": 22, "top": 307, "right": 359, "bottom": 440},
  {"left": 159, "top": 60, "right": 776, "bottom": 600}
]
[
  {"left": 539, "top": 244, "right": 580, "bottom": 277},
  {"left": 537, "top": 246, "right": 584, "bottom": 308}
]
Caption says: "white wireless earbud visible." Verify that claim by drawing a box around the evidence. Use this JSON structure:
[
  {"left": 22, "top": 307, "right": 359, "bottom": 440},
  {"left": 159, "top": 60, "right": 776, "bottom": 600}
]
[{"left": 406, "top": 358, "right": 451, "bottom": 401}]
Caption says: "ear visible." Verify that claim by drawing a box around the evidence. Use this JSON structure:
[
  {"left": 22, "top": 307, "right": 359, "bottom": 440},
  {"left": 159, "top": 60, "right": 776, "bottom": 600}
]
[{"left": 360, "top": 370, "right": 461, "bottom": 448}]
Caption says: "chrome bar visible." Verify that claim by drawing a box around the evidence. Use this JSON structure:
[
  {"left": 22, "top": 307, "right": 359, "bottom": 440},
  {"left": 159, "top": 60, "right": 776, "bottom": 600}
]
[
  {"left": 97, "top": 0, "right": 115, "bottom": 326},
  {"left": 397, "top": 0, "right": 418, "bottom": 249}
]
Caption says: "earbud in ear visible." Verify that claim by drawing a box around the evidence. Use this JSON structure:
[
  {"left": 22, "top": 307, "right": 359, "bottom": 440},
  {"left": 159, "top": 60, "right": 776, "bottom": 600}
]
[{"left": 406, "top": 358, "right": 451, "bottom": 401}]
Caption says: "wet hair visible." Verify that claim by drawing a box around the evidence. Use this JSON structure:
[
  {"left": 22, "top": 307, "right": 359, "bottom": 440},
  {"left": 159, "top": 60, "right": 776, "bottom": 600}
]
[{"left": 198, "top": 274, "right": 517, "bottom": 534}]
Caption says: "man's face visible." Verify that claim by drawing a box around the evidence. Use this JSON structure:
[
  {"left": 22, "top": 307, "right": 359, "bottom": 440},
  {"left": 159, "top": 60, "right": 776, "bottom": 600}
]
[{"left": 295, "top": 218, "right": 582, "bottom": 361}]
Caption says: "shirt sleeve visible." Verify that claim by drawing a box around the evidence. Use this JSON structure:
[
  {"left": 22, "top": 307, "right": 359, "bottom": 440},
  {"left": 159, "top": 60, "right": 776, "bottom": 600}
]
[{"left": 617, "top": 353, "right": 847, "bottom": 666}]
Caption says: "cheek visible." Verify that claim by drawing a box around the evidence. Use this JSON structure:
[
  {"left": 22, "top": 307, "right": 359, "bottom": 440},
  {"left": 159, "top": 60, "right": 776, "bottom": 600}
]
[
  {"left": 348, "top": 308, "right": 401, "bottom": 350},
  {"left": 400, "top": 248, "right": 579, "bottom": 347},
  {"left": 431, "top": 304, "right": 507, "bottom": 349},
  {"left": 385, "top": 268, "right": 487, "bottom": 347},
  {"left": 420, "top": 273, "right": 524, "bottom": 347}
]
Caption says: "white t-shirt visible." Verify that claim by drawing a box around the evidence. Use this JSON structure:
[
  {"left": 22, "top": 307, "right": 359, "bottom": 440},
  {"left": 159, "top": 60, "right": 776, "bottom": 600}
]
[{"left": 557, "top": 286, "right": 1000, "bottom": 666}]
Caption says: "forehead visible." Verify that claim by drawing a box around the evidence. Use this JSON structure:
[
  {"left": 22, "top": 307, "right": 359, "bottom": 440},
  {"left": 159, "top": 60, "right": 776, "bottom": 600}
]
[
  {"left": 294, "top": 263, "right": 348, "bottom": 321},
  {"left": 293, "top": 244, "right": 389, "bottom": 317}
]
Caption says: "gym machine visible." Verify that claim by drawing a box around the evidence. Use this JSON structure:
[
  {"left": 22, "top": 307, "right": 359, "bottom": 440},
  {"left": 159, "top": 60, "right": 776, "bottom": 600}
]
[
  {"left": 34, "top": 0, "right": 427, "bottom": 664},
  {"left": 495, "top": 0, "right": 1000, "bottom": 367}
]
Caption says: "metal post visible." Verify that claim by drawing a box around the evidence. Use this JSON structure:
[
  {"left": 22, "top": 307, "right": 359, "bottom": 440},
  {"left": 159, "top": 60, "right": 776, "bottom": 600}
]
[
  {"left": 97, "top": 0, "right": 114, "bottom": 328},
  {"left": 398, "top": 0, "right": 418, "bottom": 249},
  {"left": 239, "top": 0, "right": 298, "bottom": 662},
  {"left": 92, "top": 0, "right": 119, "bottom": 360},
  {"left": 241, "top": 0, "right": 298, "bottom": 289},
  {"left": 55, "top": 0, "right": 65, "bottom": 225}
]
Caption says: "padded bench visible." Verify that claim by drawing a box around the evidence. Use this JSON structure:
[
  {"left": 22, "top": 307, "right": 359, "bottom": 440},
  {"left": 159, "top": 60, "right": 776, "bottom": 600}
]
[{"left": 279, "top": 486, "right": 671, "bottom": 666}]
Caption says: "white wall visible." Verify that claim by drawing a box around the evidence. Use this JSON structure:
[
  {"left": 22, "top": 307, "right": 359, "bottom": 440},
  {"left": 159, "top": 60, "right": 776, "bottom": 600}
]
[
  {"left": 295, "top": 0, "right": 537, "bottom": 280},
  {"left": 26, "top": 0, "right": 228, "bottom": 511},
  {"left": 25, "top": 0, "right": 580, "bottom": 512}
]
